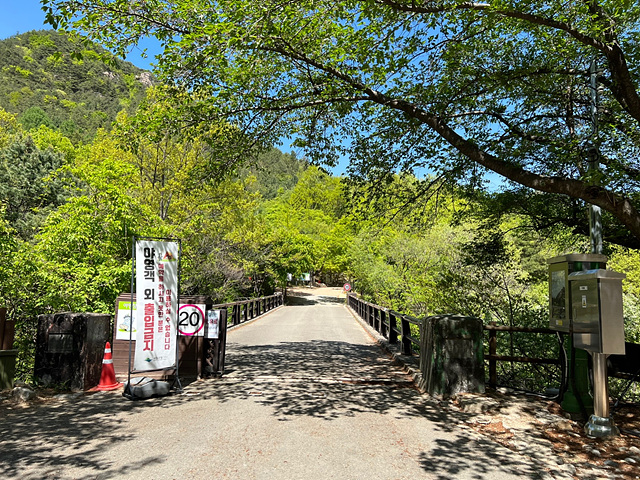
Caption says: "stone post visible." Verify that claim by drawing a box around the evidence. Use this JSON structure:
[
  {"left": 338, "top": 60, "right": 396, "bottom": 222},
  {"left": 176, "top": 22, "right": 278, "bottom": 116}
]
[{"left": 419, "top": 315, "right": 484, "bottom": 396}]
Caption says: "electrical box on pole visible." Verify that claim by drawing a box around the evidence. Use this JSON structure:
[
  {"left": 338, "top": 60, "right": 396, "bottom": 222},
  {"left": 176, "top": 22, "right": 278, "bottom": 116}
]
[
  {"left": 569, "top": 269, "right": 626, "bottom": 355},
  {"left": 547, "top": 254, "right": 606, "bottom": 416},
  {"left": 548, "top": 254, "right": 607, "bottom": 332},
  {"left": 547, "top": 254, "right": 627, "bottom": 437}
]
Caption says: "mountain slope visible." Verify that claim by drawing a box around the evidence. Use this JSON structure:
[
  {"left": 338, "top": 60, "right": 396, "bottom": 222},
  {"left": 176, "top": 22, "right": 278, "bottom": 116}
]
[{"left": 0, "top": 30, "right": 152, "bottom": 143}]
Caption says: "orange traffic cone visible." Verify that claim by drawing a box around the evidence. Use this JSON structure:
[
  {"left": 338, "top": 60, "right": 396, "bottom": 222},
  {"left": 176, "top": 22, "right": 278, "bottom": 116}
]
[{"left": 94, "top": 342, "right": 122, "bottom": 391}]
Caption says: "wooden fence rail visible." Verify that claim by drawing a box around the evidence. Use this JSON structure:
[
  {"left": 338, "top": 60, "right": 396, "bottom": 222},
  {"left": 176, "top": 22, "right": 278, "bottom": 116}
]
[
  {"left": 217, "top": 292, "right": 284, "bottom": 327},
  {"left": 349, "top": 293, "right": 639, "bottom": 394},
  {"left": 349, "top": 294, "right": 564, "bottom": 389},
  {"left": 484, "top": 322, "right": 561, "bottom": 389}
]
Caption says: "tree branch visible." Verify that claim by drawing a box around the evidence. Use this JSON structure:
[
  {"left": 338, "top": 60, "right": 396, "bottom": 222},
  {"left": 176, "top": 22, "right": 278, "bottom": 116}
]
[
  {"left": 371, "top": 0, "right": 640, "bottom": 122},
  {"left": 263, "top": 41, "right": 640, "bottom": 240}
]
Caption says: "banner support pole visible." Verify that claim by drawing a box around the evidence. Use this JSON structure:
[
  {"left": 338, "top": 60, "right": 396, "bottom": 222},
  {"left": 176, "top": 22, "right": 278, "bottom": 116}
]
[
  {"left": 124, "top": 235, "right": 136, "bottom": 398},
  {"left": 172, "top": 239, "right": 183, "bottom": 394}
]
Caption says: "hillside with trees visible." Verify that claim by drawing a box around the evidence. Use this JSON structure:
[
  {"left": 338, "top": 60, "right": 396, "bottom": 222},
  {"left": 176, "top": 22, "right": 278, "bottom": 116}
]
[{"left": 0, "top": 30, "right": 150, "bottom": 143}]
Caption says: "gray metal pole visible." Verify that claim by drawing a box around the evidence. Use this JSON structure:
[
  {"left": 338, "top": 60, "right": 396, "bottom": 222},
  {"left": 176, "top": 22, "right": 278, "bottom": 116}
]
[
  {"left": 585, "top": 57, "right": 618, "bottom": 437},
  {"left": 588, "top": 58, "right": 603, "bottom": 255},
  {"left": 592, "top": 353, "right": 609, "bottom": 419}
]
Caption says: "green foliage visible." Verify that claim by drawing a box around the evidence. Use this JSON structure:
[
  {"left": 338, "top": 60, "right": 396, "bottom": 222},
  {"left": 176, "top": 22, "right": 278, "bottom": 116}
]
[
  {"left": 0, "top": 205, "right": 18, "bottom": 303},
  {"left": 244, "top": 147, "right": 308, "bottom": 200},
  {"left": 607, "top": 247, "right": 640, "bottom": 343},
  {"left": 261, "top": 166, "right": 352, "bottom": 286},
  {"left": 0, "top": 134, "right": 68, "bottom": 240},
  {"left": 31, "top": 155, "right": 154, "bottom": 313},
  {"left": 41, "top": 0, "right": 640, "bottom": 244},
  {"left": 111, "top": 90, "right": 270, "bottom": 301},
  {"left": 19, "top": 106, "right": 53, "bottom": 130},
  {"left": 0, "top": 30, "right": 151, "bottom": 143}
]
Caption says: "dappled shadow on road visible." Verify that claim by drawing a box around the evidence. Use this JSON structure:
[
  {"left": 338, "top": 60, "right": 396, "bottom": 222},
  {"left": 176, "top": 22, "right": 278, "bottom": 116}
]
[
  {"left": 214, "top": 340, "right": 423, "bottom": 421},
  {"left": 0, "top": 391, "right": 169, "bottom": 479},
  {"left": 176, "top": 339, "right": 543, "bottom": 479},
  {"left": 0, "top": 338, "right": 545, "bottom": 480},
  {"left": 419, "top": 437, "right": 541, "bottom": 480}
]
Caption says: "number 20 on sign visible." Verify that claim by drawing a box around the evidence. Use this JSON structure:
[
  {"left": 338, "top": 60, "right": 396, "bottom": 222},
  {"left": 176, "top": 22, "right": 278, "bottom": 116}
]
[{"left": 178, "top": 304, "right": 205, "bottom": 336}]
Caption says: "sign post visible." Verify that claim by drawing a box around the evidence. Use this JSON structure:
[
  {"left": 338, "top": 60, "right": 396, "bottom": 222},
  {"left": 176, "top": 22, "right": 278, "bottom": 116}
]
[{"left": 124, "top": 237, "right": 182, "bottom": 399}]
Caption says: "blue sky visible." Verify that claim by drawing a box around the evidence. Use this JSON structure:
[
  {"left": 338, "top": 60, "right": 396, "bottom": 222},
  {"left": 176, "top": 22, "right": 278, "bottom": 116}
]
[
  {"left": 0, "top": 0, "right": 48, "bottom": 40},
  {"left": 0, "top": 0, "right": 157, "bottom": 71}
]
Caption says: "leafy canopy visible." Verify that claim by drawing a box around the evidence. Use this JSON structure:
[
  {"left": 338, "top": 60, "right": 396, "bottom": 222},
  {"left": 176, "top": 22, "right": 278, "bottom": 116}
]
[{"left": 42, "top": 0, "right": 640, "bottom": 245}]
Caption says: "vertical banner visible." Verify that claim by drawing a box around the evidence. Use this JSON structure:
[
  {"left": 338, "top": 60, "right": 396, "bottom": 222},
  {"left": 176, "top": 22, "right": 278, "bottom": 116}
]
[{"left": 134, "top": 240, "right": 179, "bottom": 371}]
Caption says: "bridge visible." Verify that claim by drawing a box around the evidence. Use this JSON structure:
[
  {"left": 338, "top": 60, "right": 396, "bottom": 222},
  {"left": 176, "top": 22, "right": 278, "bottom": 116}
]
[{"left": 0, "top": 288, "right": 549, "bottom": 480}]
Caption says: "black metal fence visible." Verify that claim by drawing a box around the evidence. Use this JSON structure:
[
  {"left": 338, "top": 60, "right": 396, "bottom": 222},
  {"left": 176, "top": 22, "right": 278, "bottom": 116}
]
[
  {"left": 347, "top": 294, "right": 421, "bottom": 356},
  {"left": 219, "top": 292, "right": 284, "bottom": 327}
]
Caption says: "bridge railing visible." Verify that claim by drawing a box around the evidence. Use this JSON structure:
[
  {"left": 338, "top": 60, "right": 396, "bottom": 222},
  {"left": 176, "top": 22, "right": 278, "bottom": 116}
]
[
  {"left": 347, "top": 294, "right": 421, "bottom": 356},
  {"left": 348, "top": 293, "right": 485, "bottom": 395},
  {"left": 484, "top": 322, "right": 561, "bottom": 390},
  {"left": 217, "top": 292, "right": 284, "bottom": 327},
  {"left": 348, "top": 293, "right": 640, "bottom": 398},
  {"left": 348, "top": 293, "right": 561, "bottom": 385}
]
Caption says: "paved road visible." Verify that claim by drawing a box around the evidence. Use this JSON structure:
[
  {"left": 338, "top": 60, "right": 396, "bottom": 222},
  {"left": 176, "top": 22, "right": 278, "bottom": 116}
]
[{"left": 0, "top": 290, "right": 548, "bottom": 479}]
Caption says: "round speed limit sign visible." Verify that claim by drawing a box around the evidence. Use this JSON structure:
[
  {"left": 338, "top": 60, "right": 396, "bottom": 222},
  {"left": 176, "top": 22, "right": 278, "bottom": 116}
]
[{"left": 178, "top": 304, "right": 205, "bottom": 336}]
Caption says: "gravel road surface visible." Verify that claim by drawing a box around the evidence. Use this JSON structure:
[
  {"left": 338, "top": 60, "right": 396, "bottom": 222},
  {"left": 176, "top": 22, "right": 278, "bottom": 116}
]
[{"left": 0, "top": 288, "right": 548, "bottom": 479}]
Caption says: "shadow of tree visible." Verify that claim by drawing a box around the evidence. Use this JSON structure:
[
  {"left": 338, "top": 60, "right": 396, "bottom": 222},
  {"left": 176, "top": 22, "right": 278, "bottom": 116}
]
[
  {"left": 0, "top": 392, "right": 167, "bottom": 479},
  {"left": 211, "top": 340, "right": 423, "bottom": 420},
  {"left": 418, "top": 437, "right": 542, "bottom": 479},
  {"left": 0, "top": 335, "right": 546, "bottom": 479}
]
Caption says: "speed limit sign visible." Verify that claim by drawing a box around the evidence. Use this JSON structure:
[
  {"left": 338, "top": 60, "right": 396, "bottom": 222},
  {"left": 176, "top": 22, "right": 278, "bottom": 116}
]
[{"left": 178, "top": 304, "right": 205, "bottom": 336}]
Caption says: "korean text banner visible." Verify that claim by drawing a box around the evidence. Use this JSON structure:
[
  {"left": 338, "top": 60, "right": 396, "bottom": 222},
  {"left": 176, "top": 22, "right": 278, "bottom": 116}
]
[{"left": 134, "top": 240, "right": 179, "bottom": 371}]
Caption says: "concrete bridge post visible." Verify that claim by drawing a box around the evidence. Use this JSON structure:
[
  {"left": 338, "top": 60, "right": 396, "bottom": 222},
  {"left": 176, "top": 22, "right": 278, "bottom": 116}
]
[{"left": 419, "top": 315, "right": 485, "bottom": 396}]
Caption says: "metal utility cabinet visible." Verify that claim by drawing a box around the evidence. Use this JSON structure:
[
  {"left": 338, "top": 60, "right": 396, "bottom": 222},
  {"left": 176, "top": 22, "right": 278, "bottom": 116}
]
[
  {"left": 569, "top": 268, "right": 626, "bottom": 437},
  {"left": 547, "top": 254, "right": 627, "bottom": 437},
  {"left": 569, "top": 269, "right": 626, "bottom": 355},
  {"left": 548, "top": 254, "right": 607, "bottom": 332}
]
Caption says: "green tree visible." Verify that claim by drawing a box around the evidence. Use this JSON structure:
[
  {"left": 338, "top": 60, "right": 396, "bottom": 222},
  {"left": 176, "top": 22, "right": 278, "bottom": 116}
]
[
  {"left": 0, "top": 108, "right": 22, "bottom": 148},
  {"left": 0, "top": 135, "right": 67, "bottom": 239},
  {"left": 43, "top": 0, "right": 640, "bottom": 245},
  {"left": 19, "top": 106, "right": 53, "bottom": 131},
  {"left": 31, "top": 134, "right": 160, "bottom": 313},
  {"left": 0, "top": 206, "right": 18, "bottom": 305},
  {"left": 112, "top": 93, "right": 267, "bottom": 300},
  {"left": 262, "top": 166, "right": 352, "bottom": 285},
  {"left": 243, "top": 147, "right": 308, "bottom": 200}
]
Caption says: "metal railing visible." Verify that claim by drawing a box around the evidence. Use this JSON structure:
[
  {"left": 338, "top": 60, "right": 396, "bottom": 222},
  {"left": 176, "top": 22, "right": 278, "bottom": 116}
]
[
  {"left": 348, "top": 293, "right": 640, "bottom": 397},
  {"left": 349, "top": 294, "right": 562, "bottom": 386},
  {"left": 347, "top": 294, "right": 421, "bottom": 355},
  {"left": 216, "top": 292, "right": 284, "bottom": 327}
]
